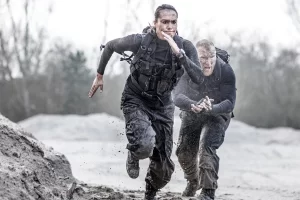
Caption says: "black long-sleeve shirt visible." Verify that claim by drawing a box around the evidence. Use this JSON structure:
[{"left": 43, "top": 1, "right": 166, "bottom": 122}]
[
  {"left": 173, "top": 58, "right": 236, "bottom": 114},
  {"left": 96, "top": 33, "right": 202, "bottom": 84}
]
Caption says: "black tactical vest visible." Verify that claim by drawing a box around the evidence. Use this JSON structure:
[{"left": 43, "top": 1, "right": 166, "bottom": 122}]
[{"left": 129, "top": 32, "right": 184, "bottom": 99}]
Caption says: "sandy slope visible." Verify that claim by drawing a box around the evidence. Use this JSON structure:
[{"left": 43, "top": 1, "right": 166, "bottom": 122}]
[
  {"left": 0, "top": 114, "right": 179, "bottom": 200},
  {"left": 0, "top": 114, "right": 76, "bottom": 200},
  {"left": 19, "top": 113, "right": 300, "bottom": 200}
]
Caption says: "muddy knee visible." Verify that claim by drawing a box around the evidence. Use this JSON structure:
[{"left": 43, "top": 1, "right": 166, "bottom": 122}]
[
  {"left": 135, "top": 140, "right": 155, "bottom": 159},
  {"left": 177, "top": 150, "right": 193, "bottom": 164},
  {"left": 177, "top": 148, "right": 197, "bottom": 168},
  {"left": 128, "top": 126, "right": 156, "bottom": 160}
]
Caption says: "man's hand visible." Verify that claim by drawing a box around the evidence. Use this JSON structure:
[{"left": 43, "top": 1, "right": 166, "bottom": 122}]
[
  {"left": 161, "top": 31, "right": 180, "bottom": 55},
  {"left": 191, "top": 96, "right": 214, "bottom": 113},
  {"left": 191, "top": 103, "right": 205, "bottom": 113},
  {"left": 88, "top": 73, "right": 103, "bottom": 98},
  {"left": 202, "top": 96, "right": 214, "bottom": 112}
]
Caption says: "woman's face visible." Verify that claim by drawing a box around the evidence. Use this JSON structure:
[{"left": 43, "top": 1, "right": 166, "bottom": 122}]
[{"left": 154, "top": 9, "right": 178, "bottom": 40}]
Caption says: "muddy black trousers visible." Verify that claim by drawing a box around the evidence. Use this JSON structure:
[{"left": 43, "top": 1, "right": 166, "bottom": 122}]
[
  {"left": 121, "top": 92, "right": 175, "bottom": 190},
  {"left": 176, "top": 111, "right": 231, "bottom": 189}
]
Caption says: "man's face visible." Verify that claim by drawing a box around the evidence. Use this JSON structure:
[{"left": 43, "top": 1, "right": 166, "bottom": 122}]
[
  {"left": 197, "top": 46, "right": 217, "bottom": 76},
  {"left": 154, "top": 9, "right": 178, "bottom": 40}
]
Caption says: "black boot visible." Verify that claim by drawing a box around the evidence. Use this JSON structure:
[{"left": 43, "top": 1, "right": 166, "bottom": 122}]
[
  {"left": 144, "top": 182, "right": 158, "bottom": 200},
  {"left": 198, "top": 188, "right": 215, "bottom": 200},
  {"left": 126, "top": 151, "right": 139, "bottom": 179},
  {"left": 182, "top": 178, "right": 200, "bottom": 197}
]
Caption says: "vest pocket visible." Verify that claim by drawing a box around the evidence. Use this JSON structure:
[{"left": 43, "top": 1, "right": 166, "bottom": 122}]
[
  {"left": 139, "top": 66, "right": 152, "bottom": 76},
  {"left": 138, "top": 74, "right": 150, "bottom": 91},
  {"left": 156, "top": 80, "right": 170, "bottom": 95}
]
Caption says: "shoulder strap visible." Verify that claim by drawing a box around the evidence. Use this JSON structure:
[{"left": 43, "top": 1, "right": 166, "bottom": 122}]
[
  {"left": 216, "top": 47, "right": 230, "bottom": 64},
  {"left": 132, "top": 32, "right": 155, "bottom": 64}
]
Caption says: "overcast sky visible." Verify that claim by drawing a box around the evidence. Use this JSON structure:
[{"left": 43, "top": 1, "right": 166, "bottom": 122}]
[
  {"left": 44, "top": 0, "right": 299, "bottom": 47},
  {"left": 1, "top": 0, "right": 299, "bottom": 67}
]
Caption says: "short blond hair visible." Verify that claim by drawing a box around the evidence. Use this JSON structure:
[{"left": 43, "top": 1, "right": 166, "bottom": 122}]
[{"left": 196, "top": 39, "right": 215, "bottom": 53}]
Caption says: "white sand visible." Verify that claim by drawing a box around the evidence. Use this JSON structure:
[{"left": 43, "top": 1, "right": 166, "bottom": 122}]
[{"left": 19, "top": 113, "right": 300, "bottom": 200}]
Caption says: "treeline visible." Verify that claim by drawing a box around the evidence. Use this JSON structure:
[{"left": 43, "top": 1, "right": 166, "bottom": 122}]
[
  {"left": 226, "top": 41, "right": 300, "bottom": 128},
  {"left": 0, "top": 42, "right": 129, "bottom": 122},
  {"left": 1, "top": 39, "right": 300, "bottom": 129},
  {"left": 1, "top": 0, "right": 299, "bottom": 129}
]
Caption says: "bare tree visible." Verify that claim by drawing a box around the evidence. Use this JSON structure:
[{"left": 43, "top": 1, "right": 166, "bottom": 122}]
[
  {"left": 0, "top": 0, "right": 49, "bottom": 118},
  {"left": 0, "top": 30, "right": 14, "bottom": 80},
  {"left": 286, "top": 0, "right": 300, "bottom": 33}
]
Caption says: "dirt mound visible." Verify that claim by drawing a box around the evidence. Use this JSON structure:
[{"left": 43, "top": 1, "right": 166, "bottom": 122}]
[
  {"left": 0, "top": 113, "right": 75, "bottom": 199},
  {"left": 0, "top": 114, "right": 189, "bottom": 200}
]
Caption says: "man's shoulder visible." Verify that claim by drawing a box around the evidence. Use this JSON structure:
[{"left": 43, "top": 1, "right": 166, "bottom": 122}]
[
  {"left": 219, "top": 61, "right": 235, "bottom": 80},
  {"left": 217, "top": 58, "right": 232, "bottom": 70},
  {"left": 222, "top": 62, "right": 234, "bottom": 73}
]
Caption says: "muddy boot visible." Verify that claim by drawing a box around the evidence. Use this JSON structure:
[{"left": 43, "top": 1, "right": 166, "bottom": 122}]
[
  {"left": 198, "top": 188, "right": 215, "bottom": 200},
  {"left": 182, "top": 178, "right": 200, "bottom": 197},
  {"left": 126, "top": 151, "right": 139, "bottom": 179},
  {"left": 144, "top": 182, "right": 158, "bottom": 200}
]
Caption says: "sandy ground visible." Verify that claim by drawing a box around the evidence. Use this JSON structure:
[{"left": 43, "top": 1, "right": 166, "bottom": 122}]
[{"left": 19, "top": 113, "right": 300, "bottom": 200}]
